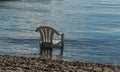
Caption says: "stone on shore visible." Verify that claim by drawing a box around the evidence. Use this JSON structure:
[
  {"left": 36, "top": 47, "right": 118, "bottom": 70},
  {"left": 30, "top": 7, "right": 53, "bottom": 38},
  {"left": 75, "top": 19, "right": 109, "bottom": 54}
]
[{"left": 0, "top": 55, "right": 120, "bottom": 72}]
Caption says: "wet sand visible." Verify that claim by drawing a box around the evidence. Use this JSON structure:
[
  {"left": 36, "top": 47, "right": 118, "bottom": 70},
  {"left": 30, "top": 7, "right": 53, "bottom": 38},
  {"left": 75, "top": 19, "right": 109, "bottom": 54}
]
[{"left": 0, "top": 55, "right": 120, "bottom": 72}]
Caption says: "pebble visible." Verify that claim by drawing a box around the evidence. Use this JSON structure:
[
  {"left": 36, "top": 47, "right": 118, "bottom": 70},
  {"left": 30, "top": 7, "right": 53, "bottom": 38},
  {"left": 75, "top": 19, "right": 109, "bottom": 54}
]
[{"left": 0, "top": 55, "right": 120, "bottom": 72}]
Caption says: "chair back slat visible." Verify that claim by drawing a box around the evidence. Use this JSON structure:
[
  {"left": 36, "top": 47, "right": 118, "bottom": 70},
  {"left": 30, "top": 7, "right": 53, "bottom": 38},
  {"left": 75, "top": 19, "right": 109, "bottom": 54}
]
[
  {"left": 39, "top": 28, "right": 44, "bottom": 42},
  {"left": 36, "top": 26, "right": 60, "bottom": 44},
  {"left": 42, "top": 28, "right": 46, "bottom": 42},
  {"left": 46, "top": 28, "right": 50, "bottom": 42},
  {"left": 50, "top": 30, "right": 54, "bottom": 43}
]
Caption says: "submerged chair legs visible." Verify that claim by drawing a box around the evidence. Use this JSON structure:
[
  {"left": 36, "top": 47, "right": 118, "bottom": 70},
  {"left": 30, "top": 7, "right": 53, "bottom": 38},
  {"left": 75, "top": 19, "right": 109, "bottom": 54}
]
[{"left": 39, "top": 46, "right": 53, "bottom": 59}]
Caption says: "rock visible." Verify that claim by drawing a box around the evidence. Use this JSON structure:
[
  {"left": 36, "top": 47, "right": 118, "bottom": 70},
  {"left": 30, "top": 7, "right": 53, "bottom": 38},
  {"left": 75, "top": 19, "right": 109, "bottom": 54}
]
[{"left": 0, "top": 55, "right": 120, "bottom": 72}]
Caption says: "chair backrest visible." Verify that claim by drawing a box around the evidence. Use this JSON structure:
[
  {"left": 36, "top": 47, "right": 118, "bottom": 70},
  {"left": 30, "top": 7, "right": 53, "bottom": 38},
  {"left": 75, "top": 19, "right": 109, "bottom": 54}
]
[{"left": 36, "top": 26, "right": 60, "bottom": 44}]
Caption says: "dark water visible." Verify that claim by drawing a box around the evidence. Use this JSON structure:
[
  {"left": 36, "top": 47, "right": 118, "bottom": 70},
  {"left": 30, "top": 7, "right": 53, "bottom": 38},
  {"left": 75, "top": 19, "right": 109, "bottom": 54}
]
[{"left": 0, "top": 0, "right": 120, "bottom": 65}]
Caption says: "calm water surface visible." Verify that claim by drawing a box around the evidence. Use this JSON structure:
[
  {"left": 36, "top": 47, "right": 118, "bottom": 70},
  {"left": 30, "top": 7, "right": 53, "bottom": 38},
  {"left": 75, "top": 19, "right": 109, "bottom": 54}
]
[{"left": 0, "top": 0, "right": 120, "bottom": 65}]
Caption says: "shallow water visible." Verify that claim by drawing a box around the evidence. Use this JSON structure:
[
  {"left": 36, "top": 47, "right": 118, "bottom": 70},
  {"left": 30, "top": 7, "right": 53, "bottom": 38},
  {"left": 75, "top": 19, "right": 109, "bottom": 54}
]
[{"left": 0, "top": 0, "right": 120, "bottom": 65}]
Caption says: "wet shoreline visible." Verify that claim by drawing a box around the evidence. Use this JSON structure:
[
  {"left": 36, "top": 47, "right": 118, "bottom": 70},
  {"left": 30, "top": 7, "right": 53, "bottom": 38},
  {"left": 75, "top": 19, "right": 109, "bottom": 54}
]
[{"left": 0, "top": 55, "right": 120, "bottom": 72}]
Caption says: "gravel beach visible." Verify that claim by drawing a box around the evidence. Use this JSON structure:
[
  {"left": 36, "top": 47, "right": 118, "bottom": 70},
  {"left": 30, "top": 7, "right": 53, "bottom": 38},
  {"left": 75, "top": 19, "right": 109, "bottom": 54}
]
[{"left": 0, "top": 55, "right": 120, "bottom": 72}]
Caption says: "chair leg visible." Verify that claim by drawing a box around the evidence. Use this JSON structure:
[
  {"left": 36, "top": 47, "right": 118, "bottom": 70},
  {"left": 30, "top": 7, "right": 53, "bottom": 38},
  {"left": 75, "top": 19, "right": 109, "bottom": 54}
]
[
  {"left": 49, "top": 47, "right": 52, "bottom": 59},
  {"left": 39, "top": 44, "right": 43, "bottom": 56},
  {"left": 60, "top": 33, "right": 64, "bottom": 55},
  {"left": 45, "top": 47, "right": 52, "bottom": 59},
  {"left": 60, "top": 45, "right": 64, "bottom": 55}
]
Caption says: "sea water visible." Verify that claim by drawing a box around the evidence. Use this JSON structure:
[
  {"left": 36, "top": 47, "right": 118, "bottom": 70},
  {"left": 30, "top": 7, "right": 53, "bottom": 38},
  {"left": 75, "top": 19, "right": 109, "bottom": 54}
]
[{"left": 0, "top": 0, "right": 120, "bottom": 65}]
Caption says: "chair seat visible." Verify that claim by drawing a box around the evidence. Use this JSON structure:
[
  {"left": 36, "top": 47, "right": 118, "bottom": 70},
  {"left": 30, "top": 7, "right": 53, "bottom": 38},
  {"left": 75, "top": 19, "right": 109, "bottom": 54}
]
[
  {"left": 40, "top": 40, "right": 61, "bottom": 48},
  {"left": 40, "top": 40, "right": 61, "bottom": 45},
  {"left": 53, "top": 40, "right": 61, "bottom": 45}
]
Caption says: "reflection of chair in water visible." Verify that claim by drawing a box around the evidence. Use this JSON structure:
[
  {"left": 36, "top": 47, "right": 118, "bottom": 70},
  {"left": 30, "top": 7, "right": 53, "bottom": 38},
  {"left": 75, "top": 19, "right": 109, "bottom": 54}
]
[{"left": 35, "top": 26, "right": 64, "bottom": 58}]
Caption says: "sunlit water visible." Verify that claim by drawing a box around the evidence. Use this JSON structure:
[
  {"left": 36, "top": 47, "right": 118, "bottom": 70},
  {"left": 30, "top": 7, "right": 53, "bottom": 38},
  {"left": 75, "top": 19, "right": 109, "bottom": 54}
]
[{"left": 0, "top": 0, "right": 120, "bottom": 65}]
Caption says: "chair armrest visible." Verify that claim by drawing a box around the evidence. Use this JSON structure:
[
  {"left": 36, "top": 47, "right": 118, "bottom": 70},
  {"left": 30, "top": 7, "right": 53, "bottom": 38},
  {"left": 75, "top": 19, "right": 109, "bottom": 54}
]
[
  {"left": 57, "top": 32, "right": 64, "bottom": 44},
  {"left": 59, "top": 33, "right": 64, "bottom": 41}
]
